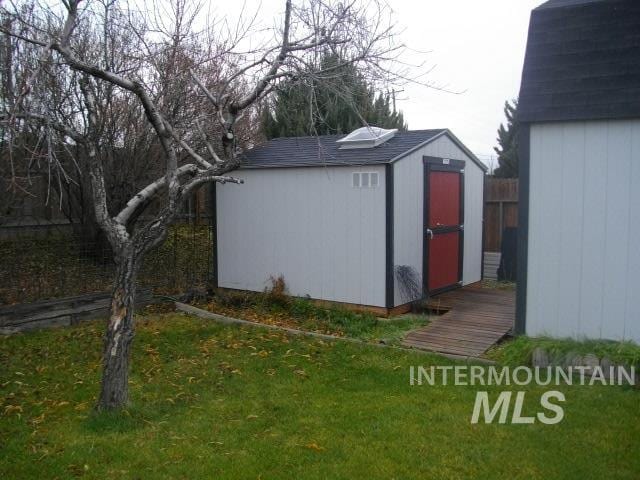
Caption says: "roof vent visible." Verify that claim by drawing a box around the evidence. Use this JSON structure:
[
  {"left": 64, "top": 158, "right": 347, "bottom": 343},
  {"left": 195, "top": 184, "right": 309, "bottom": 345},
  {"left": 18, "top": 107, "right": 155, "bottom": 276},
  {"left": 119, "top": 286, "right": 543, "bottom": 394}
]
[{"left": 336, "top": 126, "right": 398, "bottom": 149}]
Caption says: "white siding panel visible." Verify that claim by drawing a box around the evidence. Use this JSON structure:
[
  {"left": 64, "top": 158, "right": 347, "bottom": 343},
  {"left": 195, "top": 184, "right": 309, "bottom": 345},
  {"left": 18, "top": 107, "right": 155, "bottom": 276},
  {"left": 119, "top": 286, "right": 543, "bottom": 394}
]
[
  {"left": 528, "top": 124, "right": 564, "bottom": 336},
  {"left": 462, "top": 163, "right": 484, "bottom": 286},
  {"left": 393, "top": 148, "right": 423, "bottom": 306},
  {"left": 557, "top": 125, "right": 585, "bottom": 337},
  {"left": 626, "top": 122, "right": 640, "bottom": 341},
  {"left": 393, "top": 133, "right": 485, "bottom": 306},
  {"left": 579, "top": 123, "right": 608, "bottom": 338},
  {"left": 527, "top": 120, "right": 640, "bottom": 342},
  {"left": 602, "top": 125, "right": 631, "bottom": 339},
  {"left": 217, "top": 166, "right": 386, "bottom": 307}
]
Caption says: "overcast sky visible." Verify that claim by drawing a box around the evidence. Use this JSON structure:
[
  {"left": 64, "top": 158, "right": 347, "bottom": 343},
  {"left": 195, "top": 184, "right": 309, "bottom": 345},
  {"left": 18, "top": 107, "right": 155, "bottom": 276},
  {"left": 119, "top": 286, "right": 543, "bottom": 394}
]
[
  {"left": 390, "top": 0, "right": 542, "bottom": 169},
  {"left": 216, "top": 0, "right": 543, "bottom": 170}
]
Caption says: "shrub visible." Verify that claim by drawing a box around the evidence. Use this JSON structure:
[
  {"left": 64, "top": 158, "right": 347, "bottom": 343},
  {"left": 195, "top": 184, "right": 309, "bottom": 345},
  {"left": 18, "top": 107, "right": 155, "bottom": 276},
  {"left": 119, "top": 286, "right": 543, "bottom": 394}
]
[{"left": 263, "top": 275, "right": 290, "bottom": 308}]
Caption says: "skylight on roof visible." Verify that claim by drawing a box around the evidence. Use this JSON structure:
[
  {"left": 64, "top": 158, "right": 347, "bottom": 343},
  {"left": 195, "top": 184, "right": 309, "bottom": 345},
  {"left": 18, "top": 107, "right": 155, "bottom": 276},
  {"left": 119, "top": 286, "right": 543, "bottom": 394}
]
[{"left": 336, "top": 126, "right": 398, "bottom": 149}]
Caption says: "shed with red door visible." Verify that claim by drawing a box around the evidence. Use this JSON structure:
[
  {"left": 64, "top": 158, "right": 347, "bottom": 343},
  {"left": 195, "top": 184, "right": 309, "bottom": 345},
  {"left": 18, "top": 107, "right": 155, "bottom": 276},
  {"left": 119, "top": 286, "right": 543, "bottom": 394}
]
[{"left": 215, "top": 127, "right": 487, "bottom": 314}]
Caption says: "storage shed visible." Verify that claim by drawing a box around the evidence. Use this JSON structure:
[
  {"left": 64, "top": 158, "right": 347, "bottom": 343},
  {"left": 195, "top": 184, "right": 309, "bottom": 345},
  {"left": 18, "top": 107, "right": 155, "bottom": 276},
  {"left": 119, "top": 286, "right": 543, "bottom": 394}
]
[
  {"left": 517, "top": 0, "right": 640, "bottom": 342},
  {"left": 215, "top": 128, "right": 487, "bottom": 314}
]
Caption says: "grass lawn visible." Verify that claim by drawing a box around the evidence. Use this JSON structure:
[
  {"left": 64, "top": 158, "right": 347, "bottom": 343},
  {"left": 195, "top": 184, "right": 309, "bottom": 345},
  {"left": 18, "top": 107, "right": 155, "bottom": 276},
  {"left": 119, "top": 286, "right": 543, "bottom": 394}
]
[{"left": 1, "top": 314, "right": 639, "bottom": 479}]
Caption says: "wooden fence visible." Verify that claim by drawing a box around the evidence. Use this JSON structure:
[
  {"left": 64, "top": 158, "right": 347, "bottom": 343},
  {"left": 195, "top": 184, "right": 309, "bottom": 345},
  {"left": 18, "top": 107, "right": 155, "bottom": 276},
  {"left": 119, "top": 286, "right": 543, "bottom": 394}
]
[
  {"left": 483, "top": 178, "right": 518, "bottom": 280},
  {"left": 0, "top": 289, "right": 152, "bottom": 334},
  {"left": 484, "top": 178, "right": 518, "bottom": 252}
]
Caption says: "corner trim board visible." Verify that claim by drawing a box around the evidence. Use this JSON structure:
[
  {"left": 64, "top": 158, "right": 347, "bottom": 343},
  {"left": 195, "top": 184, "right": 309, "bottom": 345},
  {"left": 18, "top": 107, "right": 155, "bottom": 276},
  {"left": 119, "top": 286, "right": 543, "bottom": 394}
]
[
  {"left": 385, "top": 163, "right": 395, "bottom": 308},
  {"left": 481, "top": 173, "right": 487, "bottom": 280},
  {"left": 515, "top": 124, "right": 530, "bottom": 334}
]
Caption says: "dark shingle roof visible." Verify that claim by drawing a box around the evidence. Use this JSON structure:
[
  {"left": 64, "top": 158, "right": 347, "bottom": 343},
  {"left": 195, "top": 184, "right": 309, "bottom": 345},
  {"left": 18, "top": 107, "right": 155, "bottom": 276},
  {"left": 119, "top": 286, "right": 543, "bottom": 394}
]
[
  {"left": 534, "top": 0, "right": 607, "bottom": 10},
  {"left": 241, "top": 129, "right": 487, "bottom": 171},
  {"left": 519, "top": 0, "right": 640, "bottom": 123},
  {"left": 241, "top": 129, "right": 445, "bottom": 168}
]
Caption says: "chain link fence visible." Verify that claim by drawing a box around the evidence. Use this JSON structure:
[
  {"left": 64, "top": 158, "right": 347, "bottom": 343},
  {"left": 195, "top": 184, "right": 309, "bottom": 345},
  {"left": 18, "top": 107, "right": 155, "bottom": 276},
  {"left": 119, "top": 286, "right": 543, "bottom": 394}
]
[{"left": 0, "top": 218, "right": 214, "bottom": 306}]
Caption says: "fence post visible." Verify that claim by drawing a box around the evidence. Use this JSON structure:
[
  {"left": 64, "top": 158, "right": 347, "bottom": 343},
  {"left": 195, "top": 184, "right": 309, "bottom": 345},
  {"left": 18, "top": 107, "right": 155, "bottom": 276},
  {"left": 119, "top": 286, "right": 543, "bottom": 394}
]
[{"left": 209, "top": 183, "right": 218, "bottom": 289}]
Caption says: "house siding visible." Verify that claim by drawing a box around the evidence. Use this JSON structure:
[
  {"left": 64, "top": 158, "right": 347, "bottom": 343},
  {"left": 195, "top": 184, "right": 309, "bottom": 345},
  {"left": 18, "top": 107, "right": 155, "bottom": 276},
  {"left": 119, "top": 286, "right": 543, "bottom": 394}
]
[
  {"left": 526, "top": 119, "right": 640, "bottom": 342},
  {"left": 216, "top": 165, "right": 387, "bottom": 307},
  {"left": 392, "top": 134, "right": 485, "bottom": 306}
]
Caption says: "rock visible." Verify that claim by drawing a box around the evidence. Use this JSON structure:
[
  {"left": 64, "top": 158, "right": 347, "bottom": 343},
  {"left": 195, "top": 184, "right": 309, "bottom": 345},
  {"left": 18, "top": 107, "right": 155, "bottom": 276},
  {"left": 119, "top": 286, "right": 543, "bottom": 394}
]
[
  {"left": 582, "top": 353, "right": 599, "bottom": 375},
  {"left": 563, "top": 352, "right": 582, "bottom": 368},
  {"left": 583, "top": 354, "right": 599, "bottom": 369},
  {"left": 598, "top": 357, "right": 615, "bottom": 381},
  {"left": 600, "top": 356, "right": 613, "bottom": 370},
  {"left": 531, "top": 347, "right": 549, "bottom": 367}
]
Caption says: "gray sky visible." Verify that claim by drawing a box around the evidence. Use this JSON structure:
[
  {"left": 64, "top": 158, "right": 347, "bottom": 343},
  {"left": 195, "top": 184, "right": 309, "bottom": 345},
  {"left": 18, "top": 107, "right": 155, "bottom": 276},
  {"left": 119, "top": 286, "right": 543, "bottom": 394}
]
[
  {"left": 216, "top": 0, "right": 543, "bottom": 170},
  {"left": 391, "top": 0, "right": 542, "bottom": 169}
]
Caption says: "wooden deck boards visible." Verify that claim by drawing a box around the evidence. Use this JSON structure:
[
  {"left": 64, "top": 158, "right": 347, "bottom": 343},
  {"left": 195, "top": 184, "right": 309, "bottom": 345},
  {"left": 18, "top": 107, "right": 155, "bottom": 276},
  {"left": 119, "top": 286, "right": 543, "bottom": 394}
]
[{"left": 402, "top": 286, "right": 515, "bottom": 358}]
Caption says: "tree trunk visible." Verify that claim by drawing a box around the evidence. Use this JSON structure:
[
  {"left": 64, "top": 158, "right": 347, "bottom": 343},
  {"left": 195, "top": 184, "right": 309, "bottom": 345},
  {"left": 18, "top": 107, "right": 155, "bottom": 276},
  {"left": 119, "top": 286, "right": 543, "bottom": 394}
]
[{"left": 97, "top": 247, "right": 139, "bottom": 410}]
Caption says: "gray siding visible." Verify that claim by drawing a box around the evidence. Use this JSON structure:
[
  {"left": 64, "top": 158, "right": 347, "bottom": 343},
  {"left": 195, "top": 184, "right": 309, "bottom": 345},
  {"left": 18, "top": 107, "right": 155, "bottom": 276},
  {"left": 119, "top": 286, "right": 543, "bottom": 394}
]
[
  {"left": 217, "top": 165, "right": 387, "bottom": 307},
  {"left": 392, "top": 134, "right": 485, "bottom": 306},
  {"left": 527, "top": 120, "right": 640, "bottom": 342}
]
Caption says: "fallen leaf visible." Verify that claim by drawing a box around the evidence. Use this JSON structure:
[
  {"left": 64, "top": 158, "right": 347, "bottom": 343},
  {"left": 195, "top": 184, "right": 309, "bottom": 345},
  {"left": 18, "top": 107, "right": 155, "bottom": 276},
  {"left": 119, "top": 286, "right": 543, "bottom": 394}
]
[
  {"left": 304, "top": 442, "right": 324, "bottom": 452},
  {"left": 4, "top": 405, "right": 23, "bottom": 415}
]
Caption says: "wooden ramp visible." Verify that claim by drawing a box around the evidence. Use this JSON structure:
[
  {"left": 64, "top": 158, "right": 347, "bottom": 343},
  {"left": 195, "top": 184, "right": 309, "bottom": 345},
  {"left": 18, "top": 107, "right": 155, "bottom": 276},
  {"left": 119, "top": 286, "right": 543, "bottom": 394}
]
[{"left": 402, "top": 286, "right": 515, "bottom": 358}]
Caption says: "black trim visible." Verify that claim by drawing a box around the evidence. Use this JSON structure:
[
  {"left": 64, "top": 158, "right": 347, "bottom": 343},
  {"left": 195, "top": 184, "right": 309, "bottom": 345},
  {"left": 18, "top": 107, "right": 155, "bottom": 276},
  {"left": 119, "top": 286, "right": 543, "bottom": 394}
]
[
  {"left": 210, "top": 182, "right": 219, "bottom": 289},
  {"left": 385, "top": 164, "right": 394, "bottom": 309},
  {"left": 422, "top": 156, "right": 465, "bottom": 296},
  {"left": 515, "top": 124, "right": 530, "bottom": 334},
  {"left": 459, "top": 171, "right": 465, "bottom": 284},
  {"left": 422, "top": 167, "right": 429, "bottom": 297},
  {"left": 481, "top": 173, "right": 487, "bottom": 280},
  {"left": 423, "top": 156, "right": 466, "bottom": 170}
]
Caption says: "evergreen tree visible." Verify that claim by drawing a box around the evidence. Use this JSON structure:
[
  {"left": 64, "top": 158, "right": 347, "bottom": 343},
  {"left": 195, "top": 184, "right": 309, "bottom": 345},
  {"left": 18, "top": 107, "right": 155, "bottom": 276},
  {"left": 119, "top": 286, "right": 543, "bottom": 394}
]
[
  {"left": 493, "top": 99, "right": 519, "bottom": 177},
  {"left": 263, "top": 54, "right": 407, "bottom": 138}
]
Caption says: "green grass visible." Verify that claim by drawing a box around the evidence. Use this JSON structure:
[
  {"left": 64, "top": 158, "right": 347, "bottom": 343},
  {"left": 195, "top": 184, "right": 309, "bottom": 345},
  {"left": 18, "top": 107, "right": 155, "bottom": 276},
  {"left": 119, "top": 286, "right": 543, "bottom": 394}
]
[
  {"left": 203, "top": 291, "right": 429, "bottom": 343},
  {"left": 487, "top": 335, "right": 640, "bottom": 368},
  {"left": 1, "top": 315, "right": 639, "bottom": 479}
]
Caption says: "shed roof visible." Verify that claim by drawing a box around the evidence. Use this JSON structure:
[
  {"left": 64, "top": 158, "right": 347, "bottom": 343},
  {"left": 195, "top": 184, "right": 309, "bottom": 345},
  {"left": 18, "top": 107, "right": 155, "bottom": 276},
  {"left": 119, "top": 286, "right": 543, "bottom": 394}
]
[
  {"left": 240, "top": 129, "right": 487, "bottom": 171},
  {"left": 534, "top": 0, "right": 607, "bottom": 10},
  {"left": 518, "top": 0, "right": 640, "bottom": 123}
]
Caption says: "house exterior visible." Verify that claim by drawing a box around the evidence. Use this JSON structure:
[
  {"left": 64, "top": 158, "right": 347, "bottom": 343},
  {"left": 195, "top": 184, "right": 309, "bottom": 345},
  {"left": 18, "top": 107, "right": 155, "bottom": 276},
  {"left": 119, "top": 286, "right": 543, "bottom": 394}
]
[
  {"left": 215, "top": 128, "right": 487, "bottom": 314},
  {"left": 517, "top": 0, "right": 640, "bottom": 342}
]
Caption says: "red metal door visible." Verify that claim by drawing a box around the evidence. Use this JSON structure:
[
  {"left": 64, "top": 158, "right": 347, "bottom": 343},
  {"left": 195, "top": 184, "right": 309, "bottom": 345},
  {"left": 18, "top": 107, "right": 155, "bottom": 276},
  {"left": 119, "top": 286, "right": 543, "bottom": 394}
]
[{"left": 425, "top": 166, "right": 464, "bottom": 294}]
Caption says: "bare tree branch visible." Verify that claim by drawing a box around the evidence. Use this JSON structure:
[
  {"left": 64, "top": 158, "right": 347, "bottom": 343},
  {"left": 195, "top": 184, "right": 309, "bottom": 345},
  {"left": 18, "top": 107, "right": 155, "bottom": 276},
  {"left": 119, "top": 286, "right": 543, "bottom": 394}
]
[{"left": 2, "top": 0, "right": 421, "bottom": 410}]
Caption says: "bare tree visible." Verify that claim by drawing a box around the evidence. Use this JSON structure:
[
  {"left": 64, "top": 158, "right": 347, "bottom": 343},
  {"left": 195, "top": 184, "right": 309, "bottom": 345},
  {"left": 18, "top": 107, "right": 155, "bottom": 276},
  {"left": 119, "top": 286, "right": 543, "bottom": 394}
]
[{"left": 1, "top": 0, "right": 410, "bottom": 410}]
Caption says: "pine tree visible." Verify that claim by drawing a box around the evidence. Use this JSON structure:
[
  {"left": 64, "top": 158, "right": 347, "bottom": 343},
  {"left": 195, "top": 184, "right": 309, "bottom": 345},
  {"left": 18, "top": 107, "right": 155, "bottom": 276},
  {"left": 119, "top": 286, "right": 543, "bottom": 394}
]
[
  {"left": 263, "top": 54, "right": 407, "bottom": 138},
  {"left": 493, "top": 99, "right": 519, "bottom": 178}
]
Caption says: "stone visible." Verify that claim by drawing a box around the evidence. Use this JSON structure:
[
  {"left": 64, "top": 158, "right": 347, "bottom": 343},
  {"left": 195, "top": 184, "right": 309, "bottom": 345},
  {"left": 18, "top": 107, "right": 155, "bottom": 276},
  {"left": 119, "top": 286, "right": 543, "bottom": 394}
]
[
  {"left": 563, "top": 351, "right": 582, "bottom": 368},
  {"left": 599, "top": 357, "right": 615, "bottom": 381},
  {"left": 583, "top": 354, "right": 599, "bottom": 369},
  {"left": 531, "top": 347, "right": 549, "bottom": 367}
]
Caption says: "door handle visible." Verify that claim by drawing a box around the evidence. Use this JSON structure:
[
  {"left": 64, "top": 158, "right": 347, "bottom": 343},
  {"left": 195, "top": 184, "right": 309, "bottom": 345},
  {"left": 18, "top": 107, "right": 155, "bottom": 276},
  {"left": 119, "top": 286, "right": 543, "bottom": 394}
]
[{"left": 426, "top": 228, "right": 434, "bottom": 239}]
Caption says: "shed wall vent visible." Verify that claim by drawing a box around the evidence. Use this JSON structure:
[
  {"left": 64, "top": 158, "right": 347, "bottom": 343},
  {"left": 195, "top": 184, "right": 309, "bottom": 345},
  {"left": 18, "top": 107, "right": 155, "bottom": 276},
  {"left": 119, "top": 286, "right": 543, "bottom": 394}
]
[{"left": 336, "top": 126, "right": 398, "bottom": 149}]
